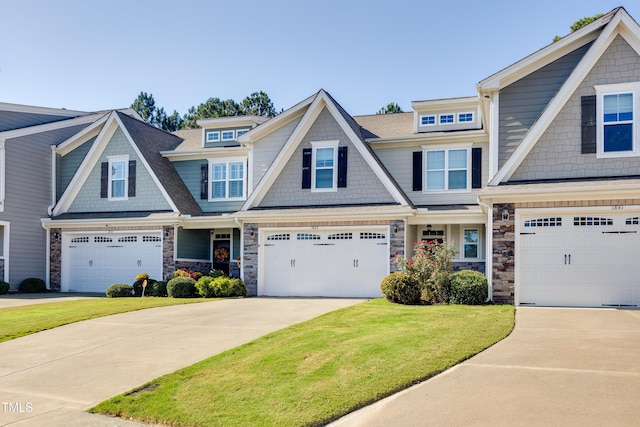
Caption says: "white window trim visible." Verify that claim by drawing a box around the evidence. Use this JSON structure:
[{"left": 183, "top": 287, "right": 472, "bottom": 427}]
[
  {"left": 422, "top": 143, "right": 472, "bottom": 193},
  {"left": 439, "top": 114, "right": 455, "bottom": 124},
  {"left": 458, "top": 112, "right": 474, "bottom": 123},
  {"left": 108, "top": 155, "right": 128, "bottom": 201},
  {"left": 595, "top": 82, "right": 640, "bottom": 159},
  {"left": 236, "top": 129, "right": 249, "bottom": 137},
  {"left": 419, "top": 115, "right": 436, "bottom": 126},
  {"left": 461, "top": 227, "right": 480, "bottom": 260},
  {"left": 311, "top": 140, "right": 339, "bottom": 192},
  {"left": 206, "top": 131, "right": 220, "bottom": 143},
  {"left": 0, "top": 140, "right": 5, "bottom": 212},
  {"left": 208, "top": 157, "right": 247, "bottom": 202},
  {"left": 221, "top": 130, "right": 236, "bottom": 141}
]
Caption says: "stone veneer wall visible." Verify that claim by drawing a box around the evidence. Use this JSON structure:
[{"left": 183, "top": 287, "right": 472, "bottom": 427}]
[
  {"left": 162, "top": 226, "right": 175, "bottom": 281},
  {"left": 242, "top": 220, "right": 404, "bottom": 296},
  {"left": 50, "top": 228, "right": 62, "bottom": 291},
  {"left": 453, "top": 261, "right": 485, "bottom": 273},
  {"left": 492, "top": 203, "right": 515, "bottom": 304},
  {"left": 174, "top": 261, "right": 213, "bottom": 276}
]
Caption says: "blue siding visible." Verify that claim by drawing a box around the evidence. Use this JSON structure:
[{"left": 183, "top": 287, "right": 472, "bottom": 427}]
[
  {"left": 172, "top": 159, "right": 245, "bottom": 213},
  {"left": 0, "top": 111, "right": 77, "bottom": 132},
  {"left": 58, "top": 137, "right": 95, "bottom": 200}
]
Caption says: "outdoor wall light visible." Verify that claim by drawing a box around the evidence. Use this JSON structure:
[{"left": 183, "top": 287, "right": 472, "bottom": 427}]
[
  {"left": 393, "top": 224, "right": 398, "bottom": 233},
  {"left": 502, "top": 206, "right": 510, "bottom": 221},
  {"left": 165, "top": 229, "right": 170, "bottom": 237},
  {"left": 53, "top": 232, "right": 59, "bottom": 239}
]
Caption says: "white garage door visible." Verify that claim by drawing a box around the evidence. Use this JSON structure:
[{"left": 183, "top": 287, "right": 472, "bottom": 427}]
[
  {"left": 519, "top": 211, "right": 640, "bottom": 307},
  {"left": 260, "top": 227, "right": 389, "bottom": 297},
  {"left": 62, "top": 232, "right": 163, "bottom": 293}
]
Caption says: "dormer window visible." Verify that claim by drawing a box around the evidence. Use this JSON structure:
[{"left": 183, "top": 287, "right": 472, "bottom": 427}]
[
  {"left": 458, "top": 112, "right": 474, "bottom": 123},
  {"left": 221, "top": 130, "right": 235, "bottom": 141},
  {"left": 439, "top": 114, "right": 454, "bottom": 124},
  {"left": 236, "top": 129, "right": 248, "bottom": 137},
  {"left": 420, "top": 115, "right": 436, "bottom": 126},
  {"left": 206, "top": 131, "right": 220, "bottom": 143}
]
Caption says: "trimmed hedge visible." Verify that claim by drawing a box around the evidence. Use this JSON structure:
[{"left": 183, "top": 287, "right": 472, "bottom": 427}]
[
  {"left": 19, "top": 278, "right": 46, "bottom": 293},
  {"left": 195, "top": 276, "right": 247, "bottom": 298},
  {"left": 106, "top": 284, "right": 134, "bottom": 298},
  {"left": 449, "top": 270, "right": 488, "bottom": 305},
  {"left": 150, "top": 281, "right": 168, "bottom": 297},
  {"left": 380, "top": 272, "right": 421, "bottom": 305},
  {"left": 0, "top": 281, "right": 9, "bottom": 295},
  {"left": 167, "top": 277, "right": 197, "bottom": 298}
]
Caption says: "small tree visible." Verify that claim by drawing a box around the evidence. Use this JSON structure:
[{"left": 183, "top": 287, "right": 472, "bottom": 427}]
[
  {"left": 393, "top": 240, "right": 456, "bottom": 303},
  {"left": 553, "top": 13, "right": 604, "bottom": 42},
  {"left": 377, "top": 102, "right": 404, "bottom": 114}
]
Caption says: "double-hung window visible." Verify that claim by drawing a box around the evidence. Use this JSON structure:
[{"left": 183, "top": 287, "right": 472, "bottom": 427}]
[
  {"left": 311, "top": 141, "right": 338, "bottom": 191},
  {"left": 424, "top": 146, "right": 470, "bottom": 191},
  {"left": 463, "top": 228, "right": 479, "bottom": 259},
  {"left": 209, "top": 160, "right": 245, "bottom": 200},
  {"left": 596, "top": 83, "right": 639, "bottom": 158},
  {"left": 109, "top": 156, "right": 128, "bottom": 200}
]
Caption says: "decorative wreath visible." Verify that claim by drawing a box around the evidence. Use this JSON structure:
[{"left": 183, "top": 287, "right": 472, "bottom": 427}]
[{"left": 214, "top": 247, "right": 230, "bottom": 262}]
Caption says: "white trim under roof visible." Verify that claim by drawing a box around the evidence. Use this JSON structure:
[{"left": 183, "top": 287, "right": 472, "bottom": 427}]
[
  {"left": 196, "top": 115, "right": 268, "bottom": 128},
  {"left": 0, "top": 102, "right": 90, "bottom": 117}
]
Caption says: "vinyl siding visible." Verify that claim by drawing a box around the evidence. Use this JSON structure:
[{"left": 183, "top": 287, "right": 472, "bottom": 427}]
[
  {"left": 373, "top": 141, "right": 489, "bottom": 206},
  {"left": 498, "top": 42, "right": 592, "bottom": 168},
  {"left": 511, "top": 36, "right": 640, "bottom": 181},
  {"left": 172, "top": 160, "right": 245, "bottom": 213},
  {"left": 251, "top": 116, "right": 302, "bottom": 190},
  {"left": 258, "top": 108, "right": 396, "bottom": 207},
  {"left": 67, "top": 127, "right": 172, "bottom": 213},
  {"left": 0, "top": 111, "right": 76, "bottom": 132},
  {"left": 57, "top": 137, "right": 95, "bottom": 200},
  {"left": 1, "top": 125, "right": 89, "bottom": 286},
  {"left": 177, "top": 228, "right": 210, "bottom": 260}
]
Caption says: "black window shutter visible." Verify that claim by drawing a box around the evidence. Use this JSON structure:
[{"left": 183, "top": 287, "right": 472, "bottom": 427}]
[
  {"left": 337, "top": 146, "right": 348, "bottom": 188},
  {"left": 302, "top": 148, "right": 312, "bottom": 189},
  {"left": 100, "top": 162, "right": 108, "bottom": 198},
  {"left": 200, "top": 163, "right": 208, "bottom": 199},
  {"left": 412, "top": 151, "right": 422, "bottom": 191},
  {"left": 581, "top": 95, "right": 597, "bottom": 154},
  {"left": 128, "top": 160, "right": 136, "bottom": 197},
  {"left": 472, "top": 147, "right": 482, "bottom": 189}
]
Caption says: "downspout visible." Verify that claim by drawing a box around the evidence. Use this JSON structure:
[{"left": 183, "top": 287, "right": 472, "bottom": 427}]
[
  {"left": 234, "top": 216, "right": 244, "bottom": 281},
  {"left": 477, "top": 197, "right": 493, "bottom": 302},
  {"left": 41, "top": 221, "right": 51, "bottom": 290},
  {"left": 48, "top": 145, "right": 57, "bottom": 216}
]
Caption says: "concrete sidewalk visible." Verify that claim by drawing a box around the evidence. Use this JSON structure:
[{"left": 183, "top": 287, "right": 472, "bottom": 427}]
[
  {"left": 0, "top": 297, "right": 363, "bottom": 426},
  {"left": 332, "top": 307, "right": 640, "bottom": 426}
]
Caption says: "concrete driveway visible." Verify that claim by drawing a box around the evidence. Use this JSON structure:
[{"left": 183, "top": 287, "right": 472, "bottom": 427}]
[
  {"left": 333, "top": 307, "right": 640, "bottom": 426},
  {"left": 0, "top": 297, "right": 363, "bottom": 426}
]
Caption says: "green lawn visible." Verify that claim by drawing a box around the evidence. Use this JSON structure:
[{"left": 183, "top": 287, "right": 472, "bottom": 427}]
[
  {"left": 93, "top": 299, "right": 514, "bottom": 427},
  {"left": 0, "top": 297, "right": 209, "bottom": 343}
]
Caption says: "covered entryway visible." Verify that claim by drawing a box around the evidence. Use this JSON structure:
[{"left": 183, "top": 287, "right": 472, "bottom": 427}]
[
  {"left": 518, "top": 209, "right": 640, "bottom": 307},
  {"left": 259, "top": 226, "right": 389, "bottom": 297},
  {"left": 61, "top": 231, "right": 163, "bottom": 292}
]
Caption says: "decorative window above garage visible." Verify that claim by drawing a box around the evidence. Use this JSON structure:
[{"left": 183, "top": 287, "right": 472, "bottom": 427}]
[
  {"left": 301, "top": 141, "right": 348, "bottom": 191},
  {"left": 100, "top": 155, "right": 136, "bottom": 201}
]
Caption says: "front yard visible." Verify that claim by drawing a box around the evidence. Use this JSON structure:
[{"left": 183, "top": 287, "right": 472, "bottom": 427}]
[{"left": 92, "top": 299, "right": 514, "bottom": 426}]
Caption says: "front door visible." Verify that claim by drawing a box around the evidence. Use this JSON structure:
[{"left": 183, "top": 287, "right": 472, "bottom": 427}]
[{"left": 213, "top": 239, "right": 230, "bottom": 275}]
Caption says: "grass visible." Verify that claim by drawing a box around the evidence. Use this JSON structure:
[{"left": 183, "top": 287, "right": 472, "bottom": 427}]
[
  {"left": 92, "top": 299, "right": 514, "bottom": 426},
  {"left": 0, "top": 297, "right": 210, "bottom": 343}
]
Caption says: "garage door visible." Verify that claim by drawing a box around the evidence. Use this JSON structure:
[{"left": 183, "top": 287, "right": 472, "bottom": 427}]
[
  {"left": 519, "top": 211, "right": 640, "bottom": 307},
  {"left": 260, "top": 227, "right": 389, "bottom": 297},
  {"left": 62, "top": 232, "right": 163, "bottom": 293}
]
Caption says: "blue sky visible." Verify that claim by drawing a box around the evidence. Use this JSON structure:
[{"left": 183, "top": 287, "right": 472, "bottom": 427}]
[{"left": 2, "top": 1, "right": 638, "bottom": 117}]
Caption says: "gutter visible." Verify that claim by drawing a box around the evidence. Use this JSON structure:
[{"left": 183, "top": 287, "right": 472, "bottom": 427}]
[{"left": 477, "top": 197, "right": 493, "bottom": 303}]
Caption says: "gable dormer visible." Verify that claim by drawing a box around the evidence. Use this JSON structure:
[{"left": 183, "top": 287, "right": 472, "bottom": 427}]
[
  {"left": 412, "top": 97, "right": 482, "bottom": 134},
  {"left": 198, "top": 116, "right": 268, "bottom": 148}
]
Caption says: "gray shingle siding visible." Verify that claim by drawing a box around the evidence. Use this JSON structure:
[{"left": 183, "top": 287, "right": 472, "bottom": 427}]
[
  {"left": 57, "top": 137, "right": 95, "bottom": 200},
  {"left": 67, "top": 128, "right": 172, "bottom": 213},
  {"left": 511, "top": 36, "right": 640, "bottom": 181},
  {"left": 251, "top": 116, "right": 302, "bottom": 190},
  {"left": 499, "top": 42, "right": 593, "bottom": 168},
  {"left": 259, "top": 108, "right": 396, "bottom": 207}
]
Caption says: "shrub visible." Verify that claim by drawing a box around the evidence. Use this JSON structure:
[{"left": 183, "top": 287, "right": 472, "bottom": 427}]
[
  {"left": 167, "top": 277, "right": 197, "bottom": 298},
  {"left": 133, "top": 278, "right": 158, "bottom": 296},
  {"left": 106, "top": 284, "right": 133, "bottom": 298},
  {"left": 196, "top": 276, "right": 247, "bottom": 298},
  {"left": 380, "top": 271, "right": 421, "bottom": 305},
  {"left": 19, "top": 278, "right": 46, "bottom": 293},
  {"left": 209, "top": 269, "right": 225, "bottom": 279},
  {"left": 0, "top": 281, "right": 9, "bottom": 295},
  {"left": 449, "top": 270, "right": 488, "bottom": 305},
  {"left": 150, "top": 281, "right": 168, "bottom": 297}
]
